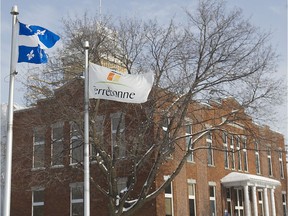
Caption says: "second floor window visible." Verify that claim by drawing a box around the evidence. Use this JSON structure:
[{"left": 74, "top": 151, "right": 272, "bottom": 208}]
[
  {"left": 223, "top": 132, "right": 229, "bottom": 169},
  {"left": 91, "top": 115, "right": 105, "bottom": 161},
  {"left": 242, "top": 137, "right": 248, "bottom": 172},
  {"left": 236, "top": 136, "right": 242, "bottom": 171},
  {"left": 111, "top": 113, "right": 125, "bottom": 159},
  {"left": 33, "top": 127, "right": 45, "bottom": 169},
  {"left": 186, "top": 124, "right": 193, "bottom": 162},
  {"left": 70, "top": 122, "right": 83, "bottom": 165},
  {"left": 51, "top": 122, "right": 64, "bottom": 166},
  {"left": 230, "top": 136, "right": 235, "bottom": 170},
  {"left": 279, "top": 149, "right": 284, "bottom": 179},
  {"left": 255, "top": 142, "right": 261, "bottom": 174},
  {"left": 267, "top": 147, "right": 273, "bottom": 176},
  {"left": 207, "top": 131, "right": 214, "bottom": 166}
]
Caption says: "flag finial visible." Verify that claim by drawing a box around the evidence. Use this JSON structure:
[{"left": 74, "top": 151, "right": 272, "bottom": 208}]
[
  {"left": 83, "top": 41, "right": 89, "bottom": 49},
  {"left": 11, "top": 5, "right": 19, "bottom": 15}
]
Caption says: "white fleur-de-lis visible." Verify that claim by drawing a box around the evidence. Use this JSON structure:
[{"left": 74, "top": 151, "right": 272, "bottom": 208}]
[
  {"left": 27, "top": 50, "right": 34, "bottom": 60},
  {"left": 25, "top": 24, "right": 33, "bottom": 32},
  {"left": 36, "top": 29, "right": 46, "bottom": 36}
]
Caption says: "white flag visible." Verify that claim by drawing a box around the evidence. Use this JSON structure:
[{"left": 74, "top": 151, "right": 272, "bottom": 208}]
[{"left": 89, "top": 63, "right": 154, "bottom": 103}]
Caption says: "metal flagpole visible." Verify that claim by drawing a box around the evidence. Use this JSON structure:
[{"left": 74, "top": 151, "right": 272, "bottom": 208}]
[
  {"left": 83, "top": 41, "right": 90, "bottom": 216},
  {"left": 3, "top": 5, "right": 19, "bottom": 216}
]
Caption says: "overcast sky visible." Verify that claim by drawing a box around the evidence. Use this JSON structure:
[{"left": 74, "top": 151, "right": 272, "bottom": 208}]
[{"left": 1, "top": 0, "right": 287, "bottom": 138}]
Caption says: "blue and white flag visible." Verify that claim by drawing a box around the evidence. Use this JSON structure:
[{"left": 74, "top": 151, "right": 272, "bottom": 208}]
[{"left": 17, "top": 21, "right": 60, "bottom": 64}]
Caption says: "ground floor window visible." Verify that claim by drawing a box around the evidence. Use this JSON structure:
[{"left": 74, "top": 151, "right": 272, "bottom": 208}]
[
  {"left": 32, "top": 188, "right": 44, "bottom": 216},
  {"left": 188, "top": 182, "right": 196, "bottom": 216},
  {"left": 225, "top": 188, "right": 232, "bottom": 215},
  {"left": 70, "top": 183, "right": 84, "bottom": 216},
  {"left": 165, "top": 182, "right": 173, "bottom": 216},
  {"left": 209, "top": 185, "right": 216, "bottom": 216},
  {"left": 282, "top": 192, "right": 287, "bottom": 216},
  {"left": 258, "top": 190, "right": 264, "bottom": 216}
]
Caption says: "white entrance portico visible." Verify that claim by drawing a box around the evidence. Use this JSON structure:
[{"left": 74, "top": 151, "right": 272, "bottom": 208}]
[{"left": 221, "top": 172, "right": 280, "bottom": 216}]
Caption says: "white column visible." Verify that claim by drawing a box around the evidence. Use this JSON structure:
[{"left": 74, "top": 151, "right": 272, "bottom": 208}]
[
  {"left": 252, "top": 186, "right": 258, "bottom": 216},
  {"left": 263, "top": 187, "right": 269, "bottom": 216},
  {"left": 244, "top": 185, "right": 251, "bottom": 216},
  {"left": 270, "top": 188, "right": 276, "bottom": 216}
]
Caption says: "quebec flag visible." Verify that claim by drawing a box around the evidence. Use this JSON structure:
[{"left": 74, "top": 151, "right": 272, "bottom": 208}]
[{"left": 17, "top": 21, "right": 60, "bottom": 64}]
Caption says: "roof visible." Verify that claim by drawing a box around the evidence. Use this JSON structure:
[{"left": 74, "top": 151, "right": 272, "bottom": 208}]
[{"left": 221, "top": 172, "right": 281, "bottom": 188}]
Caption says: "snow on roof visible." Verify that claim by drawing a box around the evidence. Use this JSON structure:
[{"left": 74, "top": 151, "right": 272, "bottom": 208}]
[{"left": 221, "top": 172, "right": 280, "bottom": 188}]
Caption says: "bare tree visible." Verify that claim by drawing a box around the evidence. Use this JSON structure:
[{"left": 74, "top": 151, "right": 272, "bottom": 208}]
[{"left": 17, "top": 1, "right": 284, "bottom": 216}]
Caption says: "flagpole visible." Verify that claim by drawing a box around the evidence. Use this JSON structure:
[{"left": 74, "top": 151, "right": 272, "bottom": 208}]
[
  {"left": 3, "top": 5, "right": 19, "bottom": 216},
  {"left": 83, "top": 41, "right": 90, "bottom": 216}
]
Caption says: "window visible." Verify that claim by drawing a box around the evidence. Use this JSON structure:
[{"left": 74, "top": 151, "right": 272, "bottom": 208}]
[
  {"left": 226, "top": 188, "right": 232, "bottom": 216},
  {"left": 279, "top": 149, "right": 284, "bottom": 179},
  {"left": 70, "top": 122, "right": 83, "bottom": 165},
  {"left": 117, "top": 177, "right": 128, "bottom": 194},
  {"left": 258, "top": 190, "right": 264, "bottom": 216},
  {"left": 165, "top": 182, "right": 174, "bottom": 216},
  {"left": 282, "top": 192, "right": 287, "bottom": 216},
  {"left": 51, "top": 122, "right": 64, "bottom": 166},
  {"left": 186, "top": 124, "right": 193, "bottom": 162},
  {"left": 230, "top": 136, "right": 235, "bottom": 170},
  {"left": 188, "top": 182, "right": 196, "bottom": 216},
  {"left": 111, "top": 113, "right": 125, "bottom": 159},
  {"left": 209, "top": 185, "right": 216, "bottom": 216},
  {"left": 33, "top": 127, "right": 45, "bottom": 168},
  {"left": 255, "top": 142, "right": 261, "bottom": 174},
  {"left": 70, "top": 183, "right": 84, "bottom": 216},
  {"left": 32, "top": 188, "right": 44, "bottom": 216},
  {"left": 207, "top": 131, "right": 214, "bottom": 166},
  {"left": 162, "top": 117, "right": 173, "bottom": 158},
  {"left": 242, "top": 137, "right": 248, "bottom": 171},
  {"left": 236, "top": 136, "right": 242, "bottom": 171},
  {"left": 91, "top": 115, "right": 105, "bottom": 161},
  {"left": 267, "top": 147, "right": 273, "bottom": 176},
  {"left": 223, "top": 132, "right": 229, "bottom": 169}
]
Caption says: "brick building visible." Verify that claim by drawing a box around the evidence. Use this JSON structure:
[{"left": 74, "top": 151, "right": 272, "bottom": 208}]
[{"left": 10, "top": 78, "right": 287, "bottom": 216}]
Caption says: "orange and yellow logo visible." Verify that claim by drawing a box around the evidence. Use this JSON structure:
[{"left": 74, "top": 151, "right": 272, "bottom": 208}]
[{"left": 107, "top": 71, "right": 121, "bottom": 82}]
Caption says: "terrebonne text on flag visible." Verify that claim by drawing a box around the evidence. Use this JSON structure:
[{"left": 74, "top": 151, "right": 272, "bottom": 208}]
[
  {"left": 17, "top": 21, "right": 60, "bottom": 64},
  {"left": 89, "top": 63, "right": 154, "bottom": 103}
]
